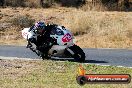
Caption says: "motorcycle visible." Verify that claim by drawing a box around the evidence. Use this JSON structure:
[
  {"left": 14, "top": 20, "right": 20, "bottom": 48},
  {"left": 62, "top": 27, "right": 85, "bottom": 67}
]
[{"left": 22, "top": 25, "right": 85, "bottom": 62}]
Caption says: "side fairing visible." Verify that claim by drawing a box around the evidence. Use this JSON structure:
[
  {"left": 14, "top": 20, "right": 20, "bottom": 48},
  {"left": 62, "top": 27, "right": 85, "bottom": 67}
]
[
  {"left": 22, "top": 28, "right": 30, "bottom": 39},
  {"left": 50, "top": 26, "right": 74, "bottom": 46},
  {"left": 22, "top": 28, "right": 37, "bottom": 40}
]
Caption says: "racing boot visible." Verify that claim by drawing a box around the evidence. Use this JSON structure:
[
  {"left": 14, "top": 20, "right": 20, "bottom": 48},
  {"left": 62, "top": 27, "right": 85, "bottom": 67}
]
[{"left": 36, "top": 46, "right": 50, "bottom": 59}]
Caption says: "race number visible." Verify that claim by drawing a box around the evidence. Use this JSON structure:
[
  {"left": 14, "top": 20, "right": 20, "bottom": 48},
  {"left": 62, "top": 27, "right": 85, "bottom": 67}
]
[
  {"left": 62, "top": 33, "right": 72, "bottom": 42},
  {"left": 22, "top": 32, "right": 28, "bottom": 38}
]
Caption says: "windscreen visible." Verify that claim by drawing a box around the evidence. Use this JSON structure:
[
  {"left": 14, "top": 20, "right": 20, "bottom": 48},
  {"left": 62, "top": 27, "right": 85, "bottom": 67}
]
[{"left": 50, "top": 27, "right": 64, "bottom": 35}]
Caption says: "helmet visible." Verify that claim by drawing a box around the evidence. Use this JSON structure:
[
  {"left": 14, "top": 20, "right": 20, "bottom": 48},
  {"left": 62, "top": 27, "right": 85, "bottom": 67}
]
[{"left": 34, "top": 22, "right": 46, "bottom": 34}]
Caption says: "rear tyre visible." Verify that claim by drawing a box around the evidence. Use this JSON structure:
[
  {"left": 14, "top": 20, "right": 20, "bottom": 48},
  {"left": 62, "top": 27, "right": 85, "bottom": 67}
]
[{"left": 65, "top": 45, "right": 85, "bottom": 62}]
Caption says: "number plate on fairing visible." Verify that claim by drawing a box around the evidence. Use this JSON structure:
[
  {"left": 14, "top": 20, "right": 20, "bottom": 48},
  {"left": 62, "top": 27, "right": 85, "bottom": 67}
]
[{"left": 62, "top": 33, "right": 72, "bottom": 42}]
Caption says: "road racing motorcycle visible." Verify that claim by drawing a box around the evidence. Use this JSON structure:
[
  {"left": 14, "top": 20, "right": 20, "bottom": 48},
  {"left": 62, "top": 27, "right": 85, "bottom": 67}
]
[{"left": 22, "top": 25, "right": 85, "bottom": 62}]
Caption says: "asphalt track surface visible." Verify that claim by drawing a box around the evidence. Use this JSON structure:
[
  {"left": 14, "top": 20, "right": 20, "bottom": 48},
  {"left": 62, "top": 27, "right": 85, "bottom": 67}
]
[{"left": 0, "top": 45, "right": 132, "bottom": 67}]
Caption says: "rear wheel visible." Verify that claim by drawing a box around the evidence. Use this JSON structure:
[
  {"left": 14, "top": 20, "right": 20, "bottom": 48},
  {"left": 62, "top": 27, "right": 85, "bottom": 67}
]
[{"left": 65, "top": 45, "right": 85, "bottom": 62}]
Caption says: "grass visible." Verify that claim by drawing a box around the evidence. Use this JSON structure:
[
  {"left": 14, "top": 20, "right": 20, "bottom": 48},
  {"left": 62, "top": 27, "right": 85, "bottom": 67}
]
[
  {"left": 0, "top": 4, "right": 132, "bottom": 88},
  {"left": 0, "top": 7, "right": 132, "bottom": 48},
  {"left": 11, "top": 14, "right": 35, "bottom": 28},
  {"left": 0, "top": 59, "right": 132, "bottom": 88}
]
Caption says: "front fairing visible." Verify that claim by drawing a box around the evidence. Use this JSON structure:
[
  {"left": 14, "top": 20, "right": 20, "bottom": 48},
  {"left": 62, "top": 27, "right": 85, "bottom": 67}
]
[{"left": 50, "top": 26, "right": 74, "bottom": 46}]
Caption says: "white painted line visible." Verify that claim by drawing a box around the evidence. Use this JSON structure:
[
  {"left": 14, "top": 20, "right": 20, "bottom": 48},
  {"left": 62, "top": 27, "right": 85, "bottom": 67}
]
[
  {"left": 0, "top": 56, "right": 132, "bottom": 68},
  {"left": 84, "top": 63, "right": 132, "bottom": 68},
  {"left": 0, "top": 56, "right": 41, "bottom": 60}
]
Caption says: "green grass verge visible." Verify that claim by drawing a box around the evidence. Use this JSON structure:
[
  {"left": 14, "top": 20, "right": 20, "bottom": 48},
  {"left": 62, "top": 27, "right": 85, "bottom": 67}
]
[{"left": 0, "top": 59, "right": 132, "bottom": 88}]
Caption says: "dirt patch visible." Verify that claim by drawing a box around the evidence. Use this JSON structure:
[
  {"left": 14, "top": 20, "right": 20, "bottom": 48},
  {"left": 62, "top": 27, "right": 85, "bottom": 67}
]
[
  {"left": 0, "top": 59, "right": 41, "bottom": 80},
  {"left": 0, "top": 7, "right": 132, "bottom": 48}
]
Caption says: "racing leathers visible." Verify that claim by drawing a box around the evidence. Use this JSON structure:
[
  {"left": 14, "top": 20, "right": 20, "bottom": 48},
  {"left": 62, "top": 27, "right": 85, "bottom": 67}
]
[{"left": 27, "top": 24, "right": 57, "bottom": 58}]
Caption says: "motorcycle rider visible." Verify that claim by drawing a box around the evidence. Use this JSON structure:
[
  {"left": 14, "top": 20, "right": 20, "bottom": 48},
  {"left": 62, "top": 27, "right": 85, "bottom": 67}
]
[{"left": 26, "top": 21, "right": 57, "bottom": 58}]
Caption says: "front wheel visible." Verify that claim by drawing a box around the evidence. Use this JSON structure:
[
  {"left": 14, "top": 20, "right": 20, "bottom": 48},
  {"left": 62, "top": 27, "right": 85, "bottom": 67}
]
[{"left": 65, "top": 45, "right": 85, "bottom": 62}]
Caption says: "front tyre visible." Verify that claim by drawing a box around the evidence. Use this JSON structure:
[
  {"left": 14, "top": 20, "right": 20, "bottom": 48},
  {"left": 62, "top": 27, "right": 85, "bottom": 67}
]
[{"left": 65, "top": 45, "right": 85, "bottom": 62}]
